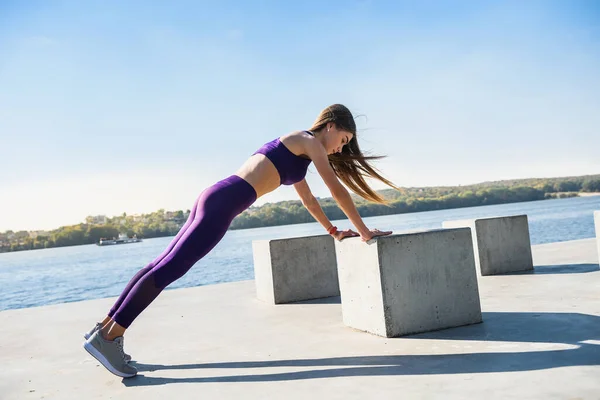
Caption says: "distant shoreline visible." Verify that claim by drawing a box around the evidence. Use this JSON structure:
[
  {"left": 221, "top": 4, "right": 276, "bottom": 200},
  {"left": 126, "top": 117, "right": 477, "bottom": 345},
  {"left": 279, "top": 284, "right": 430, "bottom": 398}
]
[
  {"left": 2, "top": 170, "right": 600, "bottom": 253},
  {"left": 1, "top": 193, "right": 599, "bottom": 255}
]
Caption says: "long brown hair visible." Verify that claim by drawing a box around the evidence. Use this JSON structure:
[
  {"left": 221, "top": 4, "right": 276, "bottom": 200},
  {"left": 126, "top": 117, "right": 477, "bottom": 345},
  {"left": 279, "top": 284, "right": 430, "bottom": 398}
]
[{"left": 309, "top": 104, "right": 400, "bottom": 204}]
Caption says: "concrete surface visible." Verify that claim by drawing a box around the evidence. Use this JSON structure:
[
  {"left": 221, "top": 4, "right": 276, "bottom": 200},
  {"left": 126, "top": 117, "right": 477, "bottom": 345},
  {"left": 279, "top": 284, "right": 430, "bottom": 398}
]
[
  {"left": 443, "top": 215, "right": 534, "bottom": 276},
  {"left": 252, "top": 234, "right": 339, "bottom": 304},
  {"left": 1, "top": 238, "right": 599, "bottom": 400},
  {"left": 335, "top": 229, "right": 482, "bottom": 337}
]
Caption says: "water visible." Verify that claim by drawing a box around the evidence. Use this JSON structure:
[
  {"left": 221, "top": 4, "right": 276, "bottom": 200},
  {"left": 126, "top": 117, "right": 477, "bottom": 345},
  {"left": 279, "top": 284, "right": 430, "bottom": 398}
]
[{"left": 0, "top": 196, "right": 598, "bottom": 312}]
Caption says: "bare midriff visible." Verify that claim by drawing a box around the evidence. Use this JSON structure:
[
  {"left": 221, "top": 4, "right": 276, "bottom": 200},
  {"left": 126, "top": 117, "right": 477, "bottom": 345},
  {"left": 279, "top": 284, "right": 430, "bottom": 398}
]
[
  {"left": 234, "top": 154, "right": 282, "bottom": 199},
  {"left": 234, "top": 134, "right": 311, "bottom": 199}
]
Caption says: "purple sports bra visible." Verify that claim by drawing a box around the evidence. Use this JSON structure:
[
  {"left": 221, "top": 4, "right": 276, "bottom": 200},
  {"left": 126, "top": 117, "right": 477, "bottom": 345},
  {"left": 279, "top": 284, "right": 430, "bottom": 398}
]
[{"left": 252, "top": 131, "right": 314, "bottom": 185}]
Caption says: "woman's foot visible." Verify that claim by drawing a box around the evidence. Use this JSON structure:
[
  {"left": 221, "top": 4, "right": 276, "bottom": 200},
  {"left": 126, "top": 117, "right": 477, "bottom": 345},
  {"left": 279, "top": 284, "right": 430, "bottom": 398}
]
[
  {"left": 83, "top": 322, "right": 102, "bottom": 340},
  {"left": 84, "top": 322, "right": 132, "bottom": 362},
  {"left": 83, "top": 331, "right": 137, "bottom": 378}
]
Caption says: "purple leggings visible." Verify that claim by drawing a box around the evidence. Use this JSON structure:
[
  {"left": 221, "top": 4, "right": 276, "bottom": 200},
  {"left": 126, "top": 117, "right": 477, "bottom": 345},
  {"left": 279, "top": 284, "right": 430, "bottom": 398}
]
[{"left": 107, "top": 175, "right": 257, "bottom": 328}]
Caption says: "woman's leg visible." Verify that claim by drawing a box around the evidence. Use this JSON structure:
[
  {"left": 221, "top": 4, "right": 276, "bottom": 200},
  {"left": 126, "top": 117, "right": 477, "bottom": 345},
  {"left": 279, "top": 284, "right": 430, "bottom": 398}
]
[
  {"left": 109, "top": 213, "right": 229, "bottom": 332},
  {"left": 109, "top": 175, "right": 257, "bottom": 332},
  {"left": 105, "top": 197, "right": 201, "bottom": 320},
  {"left": 83, "top": 176, "right": 256, "bottom": 378}
]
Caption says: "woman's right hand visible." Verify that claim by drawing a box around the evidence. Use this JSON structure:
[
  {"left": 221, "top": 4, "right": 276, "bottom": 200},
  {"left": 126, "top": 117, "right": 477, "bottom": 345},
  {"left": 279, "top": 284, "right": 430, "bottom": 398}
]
[{"left": 361, "top": 228, "right": 393, "bottom": 242}]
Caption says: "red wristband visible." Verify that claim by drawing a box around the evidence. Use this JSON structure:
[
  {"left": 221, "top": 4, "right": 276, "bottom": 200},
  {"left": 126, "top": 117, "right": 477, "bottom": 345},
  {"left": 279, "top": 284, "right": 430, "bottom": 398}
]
[{"left": 327, "top": 225, "right": 338, "bottom": 235}]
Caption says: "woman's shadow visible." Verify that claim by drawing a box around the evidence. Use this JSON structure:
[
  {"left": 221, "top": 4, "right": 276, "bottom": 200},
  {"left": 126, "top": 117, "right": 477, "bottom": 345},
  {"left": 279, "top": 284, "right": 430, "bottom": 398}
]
[{"left": 124, "top": 311, "right": 600, "bottom": 386}]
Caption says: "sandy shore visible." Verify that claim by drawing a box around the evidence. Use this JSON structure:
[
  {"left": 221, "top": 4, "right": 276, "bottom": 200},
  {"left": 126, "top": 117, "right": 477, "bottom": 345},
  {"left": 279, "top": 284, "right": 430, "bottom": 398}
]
[{"left": 578, "top": 192, "right": 600, "bottom": 197}]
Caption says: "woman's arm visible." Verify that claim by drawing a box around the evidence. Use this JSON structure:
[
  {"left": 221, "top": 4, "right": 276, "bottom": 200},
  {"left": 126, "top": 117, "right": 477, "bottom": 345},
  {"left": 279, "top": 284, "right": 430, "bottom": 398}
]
[
  {"left": 293, "top": 179, "right": 360, "bottom": 241},
  {"left": 293, "top": 179, "right": 332, "bottom": 229},
  {"left": 302, "top": 137, "right": 374, "bottom": 239}
]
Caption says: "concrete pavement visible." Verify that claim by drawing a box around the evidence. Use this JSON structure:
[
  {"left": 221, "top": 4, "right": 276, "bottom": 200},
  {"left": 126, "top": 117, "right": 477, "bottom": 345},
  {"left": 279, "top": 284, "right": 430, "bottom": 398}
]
[{"left": 1, "top": 238, "right": 599, "bottom": 399}]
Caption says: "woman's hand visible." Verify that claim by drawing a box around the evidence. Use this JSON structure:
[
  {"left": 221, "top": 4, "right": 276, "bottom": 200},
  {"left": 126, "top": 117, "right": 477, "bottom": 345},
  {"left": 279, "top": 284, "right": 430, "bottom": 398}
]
[
  {"left": 332, "top": 229, "right": 360, "bottom": 242},
  {"left": 360, "top": 228, "right": 393, "bottom": 242}
]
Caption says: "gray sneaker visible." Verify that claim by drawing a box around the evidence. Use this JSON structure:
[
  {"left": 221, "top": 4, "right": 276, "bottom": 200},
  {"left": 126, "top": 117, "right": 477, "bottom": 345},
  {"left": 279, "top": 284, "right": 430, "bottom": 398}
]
[
  {"left": 84, "top": 322, "right": 132, "bottom": 362},
  {"left": 83, "top": 322, "right": 102, "bottom": 340},
  {"left": 83, "top": 331, "right": 137, "bottom": 378}
]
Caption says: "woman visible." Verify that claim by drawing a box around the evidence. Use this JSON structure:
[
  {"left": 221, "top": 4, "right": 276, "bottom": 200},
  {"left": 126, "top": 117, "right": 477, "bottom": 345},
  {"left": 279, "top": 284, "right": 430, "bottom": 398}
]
[{"left": 83, "top": 104, "right": 398, "bottom": 378}]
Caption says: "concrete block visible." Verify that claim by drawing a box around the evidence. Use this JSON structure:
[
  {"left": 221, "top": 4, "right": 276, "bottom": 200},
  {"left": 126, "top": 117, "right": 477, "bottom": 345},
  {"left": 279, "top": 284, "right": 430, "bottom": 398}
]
[
  {"left": 252, "top": 235, "right": 339, "bottom": 304},
  {"left": 594, "top": 211, "right": 600, "bottom": 260},
  {"left": 335, "top": 229, "right": 482, "bottom": 337},
  {"left": 443, "top": 215, "right": 533, "bottom": 276}
]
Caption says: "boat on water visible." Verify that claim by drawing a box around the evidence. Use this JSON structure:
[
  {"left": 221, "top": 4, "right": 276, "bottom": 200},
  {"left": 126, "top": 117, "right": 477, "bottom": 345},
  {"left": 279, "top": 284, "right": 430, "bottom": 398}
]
[{"left": 97, "top": 234, "right": 142, "bottom": 246}]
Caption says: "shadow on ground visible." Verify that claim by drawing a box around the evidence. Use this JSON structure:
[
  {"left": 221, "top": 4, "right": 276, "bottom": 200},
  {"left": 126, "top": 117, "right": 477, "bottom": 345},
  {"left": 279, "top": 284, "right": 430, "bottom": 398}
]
[
  {"left": 124, "top": 311, "right": 600, "bottom": 386},
  {"left": 503, "top": 263, "right": 599, "bottom": 275}
]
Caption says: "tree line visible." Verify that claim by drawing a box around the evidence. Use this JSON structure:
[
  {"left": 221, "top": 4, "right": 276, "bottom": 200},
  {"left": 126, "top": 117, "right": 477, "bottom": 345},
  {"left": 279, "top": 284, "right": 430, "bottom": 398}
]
[
  {"left": 1, "top": 174, "right": 598, "bottom": 253},
  {"left": 230, "top": 174, "right": 599, "bottom": 229}
]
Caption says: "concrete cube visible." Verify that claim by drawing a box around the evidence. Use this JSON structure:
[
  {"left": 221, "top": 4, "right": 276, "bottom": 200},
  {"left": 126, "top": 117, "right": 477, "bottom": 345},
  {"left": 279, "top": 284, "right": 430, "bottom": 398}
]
[
  {"left": 595, "top": 211, "right": 600, "bottom": 260},
  {"left": 443, "top": 215, "right": 534, "bottom": 276},
  {"left": 252, "top": 235, "right": 339, "bottom": 304},
  {"left": 335, "top": 228, "right": 482, "bottom": 338}
]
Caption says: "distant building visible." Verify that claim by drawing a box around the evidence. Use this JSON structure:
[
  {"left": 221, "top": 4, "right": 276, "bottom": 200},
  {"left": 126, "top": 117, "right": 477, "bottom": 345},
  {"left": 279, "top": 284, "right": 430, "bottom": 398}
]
[
  {"left": 131, "top": 214, "right": 149, "bottom": 223},
  {"left": 28, "top": 231, "right": 50, "bottom": 239},
  {"left": 165, "top": 211, "right": 185, "bottom": 222},
  {"left": 86, "top": 215, "right": 108, "bottom": 225}
]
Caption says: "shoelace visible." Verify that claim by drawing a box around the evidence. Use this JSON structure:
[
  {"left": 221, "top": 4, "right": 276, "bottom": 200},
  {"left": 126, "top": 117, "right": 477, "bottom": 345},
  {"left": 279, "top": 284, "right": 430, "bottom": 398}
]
[{"left": 116, "top": 339, "right": 127, "bottom": 360}]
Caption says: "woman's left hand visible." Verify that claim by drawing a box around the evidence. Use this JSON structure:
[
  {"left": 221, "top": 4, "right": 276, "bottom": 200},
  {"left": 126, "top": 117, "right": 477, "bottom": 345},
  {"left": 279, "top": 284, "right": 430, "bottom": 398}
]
[{"left": 333, "top": 229, "right": 360, "bottom": 241}]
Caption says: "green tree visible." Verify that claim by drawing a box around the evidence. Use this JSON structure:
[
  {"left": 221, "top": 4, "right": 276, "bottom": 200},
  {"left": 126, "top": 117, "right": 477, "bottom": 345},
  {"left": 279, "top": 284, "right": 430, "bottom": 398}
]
[
  {"left": 554, "top": 181, "right": 580, "bottom": 192},
  {"left": 582, "top": 179, "right": 600, "bottom": 192},
  {"left": 87, "top": 226, "right": 120, "bottom": 243}
]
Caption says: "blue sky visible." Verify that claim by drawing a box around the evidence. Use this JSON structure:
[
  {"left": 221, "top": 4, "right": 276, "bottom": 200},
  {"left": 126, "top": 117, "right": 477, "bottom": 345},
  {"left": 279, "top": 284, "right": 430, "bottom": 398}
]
[{"left": 1, "top": 0, "right": 599, "bottom": 231}]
